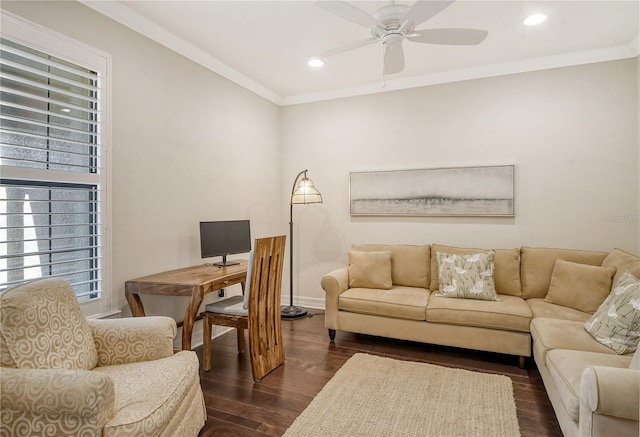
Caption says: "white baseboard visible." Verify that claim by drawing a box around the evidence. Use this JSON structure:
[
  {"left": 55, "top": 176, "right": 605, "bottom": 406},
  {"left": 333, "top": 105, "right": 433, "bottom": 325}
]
[{"left": 281, "top": 294, "right": 325, "bottom": 310}]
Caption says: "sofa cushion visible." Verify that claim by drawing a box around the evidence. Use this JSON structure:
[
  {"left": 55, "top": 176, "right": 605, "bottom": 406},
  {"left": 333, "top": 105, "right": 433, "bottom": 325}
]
[
  {"left": 426, "top": 294, "right": 531, "bottom": 332},
  {"left": 338, "top": 286, "right": 429, "bottom": 321},
  {"left": 546, "top": 349, "right": 632, "bottom": 422},
  {"left": 348, "top": 250, "right": 392, "bottom": 289},
  {"left": 520, "top": 247, "right": 608, "bottom": 299},
  {"left": 0, "top": 278, "right": 98, "bottom": 370},
  {"left": 584, "top": 271, "right": 640, "bottom": 354},
  {"left": 430, "top": 244, "right": 521, "bottom": 296},
  {"left": 544, "top": 259, "right": 616, "bottom": 313},
  {"left": 601, "top": 248, "right": 640, "bottom": 290},
  {"left": 526, "top": 299, "right": 592, "bottom": 322},
  {"left": 531, "top": 318, "right": 619, "bottom": 365},
  {"left": 435, "top": 251, "right": 499, "bottom": 301},
  {"left": 352, "top": 244, "right": 430, "bottom": 288}
]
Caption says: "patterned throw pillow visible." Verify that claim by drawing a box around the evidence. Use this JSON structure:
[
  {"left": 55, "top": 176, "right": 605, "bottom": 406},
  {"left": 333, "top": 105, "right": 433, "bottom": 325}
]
[
  {"left": 435, "top": 251, "right": 499, "bottom": 301},
  {"left": 585, "top": 271, "right": 640, "bottom": 354}
]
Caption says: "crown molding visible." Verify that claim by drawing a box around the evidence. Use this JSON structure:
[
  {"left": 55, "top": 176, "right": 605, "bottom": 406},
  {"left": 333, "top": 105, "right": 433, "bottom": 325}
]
[
  {"left": 78, "top": 0, "right": 283, "bottom": 106},
  {"left": 282, "top": 36, "right": 640, "bottom": 106},
  {"left": 79, "top": 1, "right": 637, "bottom": 108}
]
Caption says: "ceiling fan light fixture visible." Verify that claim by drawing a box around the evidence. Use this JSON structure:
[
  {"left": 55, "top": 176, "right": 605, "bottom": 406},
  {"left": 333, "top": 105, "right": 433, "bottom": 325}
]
[
  {"left": 523, "top": 13, "right": 548, "bottom": 26},
  {"left": 307, "top": 58, "right": 325, "bottom": 67}
]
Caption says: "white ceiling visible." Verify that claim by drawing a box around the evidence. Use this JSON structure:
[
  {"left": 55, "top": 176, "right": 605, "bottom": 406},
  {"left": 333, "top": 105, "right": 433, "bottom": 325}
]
[{"left": 81, "top": 1, "right": 639, "bottom": 105}]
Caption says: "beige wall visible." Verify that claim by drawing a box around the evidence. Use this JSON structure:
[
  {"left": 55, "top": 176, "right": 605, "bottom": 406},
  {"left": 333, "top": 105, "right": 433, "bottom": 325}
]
[
  {"left": 1, "top": 1, "right": 284, "bottom": 346},
  {"left": 281, "top": 58, "right": 639, "bottom": 308},
  {"left": 2, "top": 2, "right": 639, "bottom": 335}
]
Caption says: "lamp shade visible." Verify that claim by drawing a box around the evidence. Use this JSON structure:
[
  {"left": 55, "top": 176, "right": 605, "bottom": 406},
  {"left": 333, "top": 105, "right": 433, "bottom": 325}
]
[{"left": 291, "top": 177, "right": 322, "bottom": 204}]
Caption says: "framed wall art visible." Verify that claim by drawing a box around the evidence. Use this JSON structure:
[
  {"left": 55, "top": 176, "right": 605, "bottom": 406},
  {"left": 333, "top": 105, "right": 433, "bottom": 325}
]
[{"left": 350, "top": 165, "right": 514, "bottom": 217}]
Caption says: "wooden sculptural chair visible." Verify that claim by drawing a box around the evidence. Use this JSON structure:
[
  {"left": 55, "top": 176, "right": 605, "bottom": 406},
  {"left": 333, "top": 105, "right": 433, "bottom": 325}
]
[{"left": 202, "top": 235, "right": 286, "bottom": 382}]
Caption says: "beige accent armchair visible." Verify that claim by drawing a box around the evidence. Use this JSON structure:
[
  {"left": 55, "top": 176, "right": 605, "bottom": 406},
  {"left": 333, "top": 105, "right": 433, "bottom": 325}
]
[{"left": 0, "top": 278, "right": 206, "bottom": 436}]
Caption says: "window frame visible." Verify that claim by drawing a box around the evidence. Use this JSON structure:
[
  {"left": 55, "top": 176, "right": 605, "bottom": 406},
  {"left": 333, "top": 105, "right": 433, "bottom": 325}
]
[{"left": 1, "top": 11, "right": 113, "bottom": 317}]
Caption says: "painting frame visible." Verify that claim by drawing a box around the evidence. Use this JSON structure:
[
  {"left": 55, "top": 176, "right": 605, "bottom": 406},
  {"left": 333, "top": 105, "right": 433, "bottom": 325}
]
[{"left": 349, "top": 165, "right": 515, "bottom": 217}]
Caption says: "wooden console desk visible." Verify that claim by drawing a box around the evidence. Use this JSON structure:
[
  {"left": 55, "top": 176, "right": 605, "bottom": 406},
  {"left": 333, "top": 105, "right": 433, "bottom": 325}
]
[{"left": 125, "top": 260, "right": 247, "bottom": 350}]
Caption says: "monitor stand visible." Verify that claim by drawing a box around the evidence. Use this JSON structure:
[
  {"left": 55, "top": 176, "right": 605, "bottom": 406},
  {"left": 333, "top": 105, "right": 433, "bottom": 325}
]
[{"left": 213, "top": 255, "right": 239, "bottom": 267}]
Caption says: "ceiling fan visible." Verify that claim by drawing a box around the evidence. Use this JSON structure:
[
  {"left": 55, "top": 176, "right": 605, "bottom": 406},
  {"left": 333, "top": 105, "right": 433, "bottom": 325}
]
[{"left": 312, "top": 0, "right": 489, "bottom": 75}]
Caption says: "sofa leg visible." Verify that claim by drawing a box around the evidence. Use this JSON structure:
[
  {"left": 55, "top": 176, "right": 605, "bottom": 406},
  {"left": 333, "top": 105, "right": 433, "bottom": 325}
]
[
  {"left": 519, "top": 356, "right": 527, "bottom": 369},
  {"left": 328, "top": 329, "right": 336, "bottom": 341}
]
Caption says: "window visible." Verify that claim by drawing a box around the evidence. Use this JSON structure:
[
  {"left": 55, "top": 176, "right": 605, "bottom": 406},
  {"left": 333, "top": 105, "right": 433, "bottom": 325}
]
[{"left": 1, "top": 13, "right": 111, "bottom": 316}]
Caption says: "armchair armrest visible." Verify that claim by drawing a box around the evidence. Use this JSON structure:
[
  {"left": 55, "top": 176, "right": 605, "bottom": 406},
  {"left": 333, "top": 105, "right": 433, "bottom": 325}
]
[
  {"left": 579, "top": 365, "right": 639, "bottom": 436},
  {"left": 0, "top": 367, "right": 114, "bottom": 428},
  {"left": 87, "top": 316, "right": 176, "bottom": 366},
  {"left": 321, "top": 267, "right": 349, "bottom": 328}
]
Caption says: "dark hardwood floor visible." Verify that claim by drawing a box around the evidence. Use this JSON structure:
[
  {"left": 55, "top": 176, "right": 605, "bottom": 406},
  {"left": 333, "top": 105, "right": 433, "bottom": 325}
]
[{"left": 196, "top": 310, "right": 562, "bottom": 437}]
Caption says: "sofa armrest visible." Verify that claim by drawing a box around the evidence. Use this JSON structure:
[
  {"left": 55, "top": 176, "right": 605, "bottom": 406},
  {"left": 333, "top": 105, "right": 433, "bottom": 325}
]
[
  {"left": 579, "top": 365, "right": 639, "bottom": 436},
  {"left": 321, "top": 267, "right": 349, "bottom": 328},
  {"left": 87, "top": 316, "right": 176, "bottom": 366},
  {"left": 0, "top": 367, "right": 114, "bottom": 426}
]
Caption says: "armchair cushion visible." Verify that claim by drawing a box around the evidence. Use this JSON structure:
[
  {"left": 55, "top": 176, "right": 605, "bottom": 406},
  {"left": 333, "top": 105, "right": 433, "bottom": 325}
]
[
  {"left": 88, "top": 317, "right": 176, "bottom": 367},
  {"left": 0, "top": 278, "right": 97, "bottom": 370},
  {"left": 96, "top": 351, "right": 202, "bottom": 436}
]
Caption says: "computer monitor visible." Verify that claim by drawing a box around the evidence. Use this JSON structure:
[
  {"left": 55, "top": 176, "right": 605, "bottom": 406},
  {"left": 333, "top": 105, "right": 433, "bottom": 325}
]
[{"left": 199, "top": 220, "right": 251, "bottom": 267}]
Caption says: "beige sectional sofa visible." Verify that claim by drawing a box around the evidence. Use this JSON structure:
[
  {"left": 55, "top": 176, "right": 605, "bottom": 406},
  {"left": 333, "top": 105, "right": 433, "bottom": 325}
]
[{"left": 321, "top": 244, "right": 640, "bottom": 437}]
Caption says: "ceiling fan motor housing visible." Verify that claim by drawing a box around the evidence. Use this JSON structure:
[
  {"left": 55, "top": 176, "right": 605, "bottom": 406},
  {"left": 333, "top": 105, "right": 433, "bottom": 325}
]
[{"left": 370, "top": 4, "right": 412, "bottom": 39}]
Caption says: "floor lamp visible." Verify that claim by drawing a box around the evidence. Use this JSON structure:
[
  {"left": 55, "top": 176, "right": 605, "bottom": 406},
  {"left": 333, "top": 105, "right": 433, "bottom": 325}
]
[{"left": 281, "top": 169, "right": 322, "bottom": 319}]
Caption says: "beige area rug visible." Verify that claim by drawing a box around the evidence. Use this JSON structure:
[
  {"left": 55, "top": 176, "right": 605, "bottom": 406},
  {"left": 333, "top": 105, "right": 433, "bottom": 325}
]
[{"left": 284, "top": 353, "right": 520, "bottom": 437}]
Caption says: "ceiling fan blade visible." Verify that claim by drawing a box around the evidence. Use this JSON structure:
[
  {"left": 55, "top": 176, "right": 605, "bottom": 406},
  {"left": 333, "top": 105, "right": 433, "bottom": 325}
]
[
  {"left": 311, "top": 38, "right": 378, "bottom": 59},
  {"left": 407, "top": 28, "right": 489, "bottom": 45},
  {"left": 315, "top": 1, "right": 378, "bottom": 28},
  {"left": 400, "top": 1, "right": 454, "bottom": 29},
  {"left": 383, "top": 42, "right": 405, "bottom": 75}
]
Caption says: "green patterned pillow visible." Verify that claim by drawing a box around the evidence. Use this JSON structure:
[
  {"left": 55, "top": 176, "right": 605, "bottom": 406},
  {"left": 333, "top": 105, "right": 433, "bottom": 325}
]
[
  {"left": 435, "top": 251, "right": 499, "bottom": 301},
  {"left": 585, "top": 271, "right": 640, "bottom": 354}
]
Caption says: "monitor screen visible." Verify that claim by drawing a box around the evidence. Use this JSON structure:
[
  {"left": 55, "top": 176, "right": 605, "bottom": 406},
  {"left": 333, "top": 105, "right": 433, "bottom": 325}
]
[{"left": 199, "top": 220, "right": 251, "bottom": 264}]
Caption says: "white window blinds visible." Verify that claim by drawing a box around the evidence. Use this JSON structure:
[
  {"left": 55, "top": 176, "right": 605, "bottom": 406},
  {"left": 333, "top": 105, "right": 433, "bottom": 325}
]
[{"left": 1, "top": 36, "right": 104, "bottom": 302}]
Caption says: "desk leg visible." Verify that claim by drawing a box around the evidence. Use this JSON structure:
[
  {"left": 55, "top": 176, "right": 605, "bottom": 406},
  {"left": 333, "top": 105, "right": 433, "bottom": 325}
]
[
  {"left": 182, "top": 287, "right": 204, "bottom": 351},
  {"left": 125, "top": 288, "right": 146, "bottom": 317}
]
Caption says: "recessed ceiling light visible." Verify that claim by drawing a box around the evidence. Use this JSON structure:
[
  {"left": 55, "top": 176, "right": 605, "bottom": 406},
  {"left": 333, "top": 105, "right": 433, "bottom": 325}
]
[
  {"left": 60, "top": 108, "right": 71, "bottom": 113},
  {"left": 524, "top": 14, "right": 548, "bottom": 26},
  {"left": 307, "top": 58, "right": 325, "bottom": 68}
]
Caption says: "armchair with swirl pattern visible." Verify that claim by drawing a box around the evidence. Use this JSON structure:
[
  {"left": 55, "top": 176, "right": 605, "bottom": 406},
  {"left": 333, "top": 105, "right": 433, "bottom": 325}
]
[{"left": 0, "top": 278, "right": 206, "bottom": 436}]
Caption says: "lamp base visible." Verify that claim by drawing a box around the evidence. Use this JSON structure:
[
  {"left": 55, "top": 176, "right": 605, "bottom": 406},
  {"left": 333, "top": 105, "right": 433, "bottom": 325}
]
[{"left": 280, "top": 305, "right": 308, "bottom": 319}]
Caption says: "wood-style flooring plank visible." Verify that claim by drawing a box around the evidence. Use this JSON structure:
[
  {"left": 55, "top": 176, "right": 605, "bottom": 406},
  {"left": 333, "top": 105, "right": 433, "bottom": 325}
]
[{"left": 196, "top": 311, "right": 562, "bottom": 437}]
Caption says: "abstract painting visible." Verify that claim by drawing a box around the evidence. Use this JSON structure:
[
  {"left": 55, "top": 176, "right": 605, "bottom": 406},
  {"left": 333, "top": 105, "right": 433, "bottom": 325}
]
[{"left": 350, "top": 165, "right": 514, "bottom": 216}]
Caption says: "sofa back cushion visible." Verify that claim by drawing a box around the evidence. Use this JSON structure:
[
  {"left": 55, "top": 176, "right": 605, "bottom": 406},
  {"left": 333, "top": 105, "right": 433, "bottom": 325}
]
[
  {"left": 429, "top": 244, "right": 521, "bottom": 296},
  {"left": 352, "top": 244, "right": 430, "bottom": 288},
  {"left": 601, "top": 248, "right": 640, "bottom": 289},
  {"left": 520, "top": 247, "right": 608, "bottom": 299},
  {"left": 0, "top": 278, "right": 98, "bottom": 370}
]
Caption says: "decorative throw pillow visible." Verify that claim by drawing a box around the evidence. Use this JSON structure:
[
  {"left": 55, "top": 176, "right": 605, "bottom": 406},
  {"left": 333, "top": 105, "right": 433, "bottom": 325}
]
[
  {"left": 585, "top": 271, "right": 640, "bottom": 354},
  {"left": 545, "top": 259, "right": 616, "bottom": 313},
  {"left": 348, "top": 250, "right": 392, "bottom": 289},
  {"left": 435, "top": 251, "right": 499, "bottom": 301}
]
